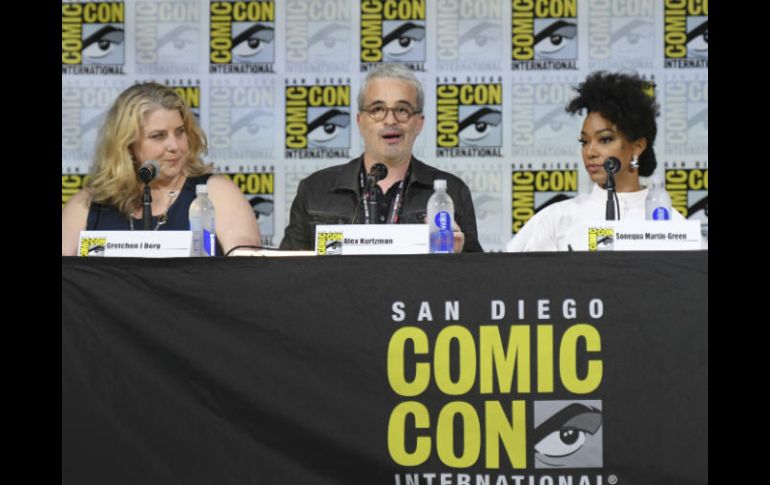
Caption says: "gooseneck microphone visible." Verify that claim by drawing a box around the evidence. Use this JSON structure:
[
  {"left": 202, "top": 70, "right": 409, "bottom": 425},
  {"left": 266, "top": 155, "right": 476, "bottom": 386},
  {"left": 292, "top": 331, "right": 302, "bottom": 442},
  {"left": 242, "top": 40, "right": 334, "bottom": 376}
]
[
  {"left": 603, "top": 157, "right": 620, "bottom": 175},
  {"left": 603, "top": 157, "right": 620, "bottom": 220},
  {"left": 367, "top": 163, "right": 388, "bottom": 185},
  {"left": 365, "top": 163, "right": 388, "bottom": 224},
  {"left": 138, "top": 160, "right": 160, "bottom": 183},
  {"left": 138, "top": 160, "right": 160, "bottom": 230}
]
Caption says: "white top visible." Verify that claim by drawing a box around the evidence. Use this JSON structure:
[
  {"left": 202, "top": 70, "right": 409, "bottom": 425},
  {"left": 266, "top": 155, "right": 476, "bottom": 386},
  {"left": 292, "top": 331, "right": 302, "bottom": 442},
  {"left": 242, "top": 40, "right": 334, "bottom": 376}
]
[{"left": 506, "top": 184, "right": 693, "bottom": 252}]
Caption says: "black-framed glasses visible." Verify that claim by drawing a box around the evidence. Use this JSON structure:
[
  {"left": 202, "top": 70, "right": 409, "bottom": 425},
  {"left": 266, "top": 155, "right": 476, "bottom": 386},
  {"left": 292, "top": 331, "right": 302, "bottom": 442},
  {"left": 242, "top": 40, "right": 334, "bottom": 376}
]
[{"left": 362, "top": 104, "right": 422, "bottom": 122}]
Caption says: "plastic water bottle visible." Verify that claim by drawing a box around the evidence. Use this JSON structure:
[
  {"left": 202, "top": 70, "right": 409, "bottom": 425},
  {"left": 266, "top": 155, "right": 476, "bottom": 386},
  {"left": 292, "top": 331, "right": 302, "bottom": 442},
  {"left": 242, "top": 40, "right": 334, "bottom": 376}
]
[
  {"left": 645, "top": 174, "right": 672, "bottom": 220},
  {"left": 189, "top": 184, "right": 216, "bottom": 256},
  {"left": 427, "top": 179, "right": 454, "bottom": 253}
]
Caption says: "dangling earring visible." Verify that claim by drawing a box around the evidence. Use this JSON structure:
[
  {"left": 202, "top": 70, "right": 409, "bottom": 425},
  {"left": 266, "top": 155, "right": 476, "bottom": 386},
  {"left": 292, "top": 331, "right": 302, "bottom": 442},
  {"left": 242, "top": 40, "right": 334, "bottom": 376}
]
[{"left": 630, "top": 157, "right": 639, "bottom": 170}]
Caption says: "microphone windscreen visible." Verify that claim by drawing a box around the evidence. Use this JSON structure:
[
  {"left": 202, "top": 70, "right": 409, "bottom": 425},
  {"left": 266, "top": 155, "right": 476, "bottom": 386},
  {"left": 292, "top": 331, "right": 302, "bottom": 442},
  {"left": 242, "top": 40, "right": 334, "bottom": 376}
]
[
  {"left": 603, "top": 157, "right": 621, "bottom": 174},
  {"left": 138, "top": 160, "right": 160, "bottom": 182},
  {"left": 370, "top": 163, "right": 388, "bottom": 181}
]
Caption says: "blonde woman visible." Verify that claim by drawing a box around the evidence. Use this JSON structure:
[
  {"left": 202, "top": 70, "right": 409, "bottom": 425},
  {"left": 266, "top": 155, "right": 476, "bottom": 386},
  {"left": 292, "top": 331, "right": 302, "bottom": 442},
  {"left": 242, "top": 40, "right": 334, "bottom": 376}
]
[{"left": 62, "top": 82, "right": 260, "bottom": 256}]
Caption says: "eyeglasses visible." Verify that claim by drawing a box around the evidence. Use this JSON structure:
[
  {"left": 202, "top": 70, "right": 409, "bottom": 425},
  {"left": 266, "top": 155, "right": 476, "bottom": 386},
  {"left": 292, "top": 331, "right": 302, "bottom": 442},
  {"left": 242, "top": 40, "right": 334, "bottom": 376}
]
[{"left": 362, "top": 104, "right": 422, "bottom": 122}]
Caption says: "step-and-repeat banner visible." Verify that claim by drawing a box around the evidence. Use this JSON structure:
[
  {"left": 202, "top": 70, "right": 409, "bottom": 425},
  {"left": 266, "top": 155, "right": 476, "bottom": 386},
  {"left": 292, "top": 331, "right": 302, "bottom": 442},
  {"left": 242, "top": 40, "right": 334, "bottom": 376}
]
[
  {"left": 62, "top": 252, "right": 708, "bottom": 484},
  {"left": 61, "top": 0, "right": 709, "bottom": 250}
]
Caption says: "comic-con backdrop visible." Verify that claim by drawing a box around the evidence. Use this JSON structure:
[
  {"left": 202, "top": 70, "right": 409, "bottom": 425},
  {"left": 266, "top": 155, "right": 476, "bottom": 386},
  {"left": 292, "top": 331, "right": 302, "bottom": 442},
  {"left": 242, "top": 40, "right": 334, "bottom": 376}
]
[{"left": 61, "top": 0, "right": 708, "bottom": 250}]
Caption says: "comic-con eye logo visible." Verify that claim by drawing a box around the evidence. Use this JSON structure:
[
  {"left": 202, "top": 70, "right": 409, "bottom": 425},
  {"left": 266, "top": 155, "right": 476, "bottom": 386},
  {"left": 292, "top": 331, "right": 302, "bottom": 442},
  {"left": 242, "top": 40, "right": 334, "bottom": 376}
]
[
  {"left": 436, "top": 0, "right": 503, "bottom": 70},
  {"left": 360, "top": 0, "right": 426, "bottom": 72},
  {"left": 317, "top": 232, "right": 343, "bottom": 255},
  {"left": 285, "top": 82, "right": 352, "bottom": 159},
  {"left": 437, "top": 80, "right": 503, "bottom": 157},
  {"left": 223, "top": 172, "right": 275, "bottom": 246},
  {"left": 663, "top": 78, "right": 707, "bottom": 154},
  {"left": 79, "top": 237, "right": 107, "bottom": 257},
  {"left": 588, "top": 0, "right": 656, "bottom": 69},
  {"left": 664, "top": 0, "right": 708, "bottom": 68},
  {"left": 62, "top": 174, "right": 91, "bottom": 206},
  {"left": 135, "top": 1, "right": 201, "bottom": 73},
  {"left": 285, "top": 0, "right": 352, "bottom": 72},
  {"left": 512, "top": 166, "right": 578, "bottom": 234},
  {"left": 208, "top": 81, "right": 275, "bottom": 159},
  {"left": 62, "top": 1, "right": 126, "bottom": 75},
  {"left": 512, "top": 0, "right": 577, "bottom": 71},
  {"left": 511, "top": 79, "right": 581, "bottom": 156},
  {"left": 665, "top": 166, "right": 708, "bottom": 236},
  {"left": 534, "top": 401, "right": 603, "bottom": 468},
  {"left": 210, "top": 1, "right": 276, "bottom": 73},
  {"left": 587, "top": 227, "right": 615, "bottom": 251},
  {"left": 167, "top": 81, "right": 201, "bottom": 124}
]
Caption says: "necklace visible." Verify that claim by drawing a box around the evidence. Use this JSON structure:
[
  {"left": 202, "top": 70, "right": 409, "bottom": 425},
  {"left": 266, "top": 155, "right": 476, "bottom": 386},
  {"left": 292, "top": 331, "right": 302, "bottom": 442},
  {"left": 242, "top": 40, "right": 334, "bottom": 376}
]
[{"left": 129, "top": 181, "right": 182, "bottom": 230}]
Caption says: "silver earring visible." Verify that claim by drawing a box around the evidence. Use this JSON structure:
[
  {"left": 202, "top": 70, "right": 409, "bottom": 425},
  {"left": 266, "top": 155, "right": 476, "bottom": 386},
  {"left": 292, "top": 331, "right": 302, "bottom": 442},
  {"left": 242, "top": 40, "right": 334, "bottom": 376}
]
[{"left": 630, "top": 157, "right": 639, "bottom": 170}]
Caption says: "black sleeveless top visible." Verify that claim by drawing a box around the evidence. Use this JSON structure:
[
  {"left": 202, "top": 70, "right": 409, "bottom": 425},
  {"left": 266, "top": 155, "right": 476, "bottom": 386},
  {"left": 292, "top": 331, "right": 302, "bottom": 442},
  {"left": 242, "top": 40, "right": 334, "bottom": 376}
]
[{"left": 86, "top": 174, "right": 224, "bottom": 255}]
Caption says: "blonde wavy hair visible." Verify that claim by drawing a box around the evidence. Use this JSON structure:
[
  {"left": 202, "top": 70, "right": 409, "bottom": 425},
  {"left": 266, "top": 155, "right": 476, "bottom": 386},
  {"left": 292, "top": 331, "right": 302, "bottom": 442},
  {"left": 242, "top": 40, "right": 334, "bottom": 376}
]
[{"left": 86, "top": 82, "right": 212, "bottom": 216}]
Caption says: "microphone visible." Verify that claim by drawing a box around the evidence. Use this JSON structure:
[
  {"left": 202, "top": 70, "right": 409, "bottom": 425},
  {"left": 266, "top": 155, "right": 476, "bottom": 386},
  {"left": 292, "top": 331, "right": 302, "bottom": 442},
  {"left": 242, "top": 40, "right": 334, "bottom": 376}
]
[
  {"left": 367, "top": 163, "right": 388, "bottom": 184},
  {"left": 138, "top": 160, "right": 160, "bottom": 183},
  {"left": 603, "top": 157, "right": 621, "bottom": 174},
  {"left": 364, "top": 163, "right": 388, "bottom": 224},
  {"left": 138, "top": 160, "right": 159, "bottom": 229},
  {"left": 603, "top": 157, "right": 620, "bottom": 220}
]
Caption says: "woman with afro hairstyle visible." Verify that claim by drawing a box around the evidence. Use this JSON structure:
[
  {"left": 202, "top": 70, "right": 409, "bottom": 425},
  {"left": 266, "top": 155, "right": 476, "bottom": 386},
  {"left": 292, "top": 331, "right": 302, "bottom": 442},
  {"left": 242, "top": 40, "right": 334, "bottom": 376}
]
[{"left": 506, "top": 71, "right": 690, "bottom": 251}]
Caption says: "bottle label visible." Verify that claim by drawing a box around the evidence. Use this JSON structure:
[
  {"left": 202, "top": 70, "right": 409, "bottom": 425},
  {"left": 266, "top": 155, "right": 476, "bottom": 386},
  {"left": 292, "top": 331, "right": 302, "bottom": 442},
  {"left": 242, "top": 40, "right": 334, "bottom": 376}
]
[
  {"left": 652, "top": 207, "right": 671, "bottom": 220},
  {"left": 431, "top": 211, "right": 453, "bottom": 253},
  {"left": 203, "top": 229, "right": 216, "bottom": 256},
  {"left": 434, "top": 211, "right": 451, "bottom": 231}
]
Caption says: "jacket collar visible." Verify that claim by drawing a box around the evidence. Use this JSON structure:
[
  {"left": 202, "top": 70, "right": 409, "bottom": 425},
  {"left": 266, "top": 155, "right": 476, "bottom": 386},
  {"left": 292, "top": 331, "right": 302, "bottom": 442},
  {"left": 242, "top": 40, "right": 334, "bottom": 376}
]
[{"left": 330, "top": 154, "right": 434, "bottom": 193}]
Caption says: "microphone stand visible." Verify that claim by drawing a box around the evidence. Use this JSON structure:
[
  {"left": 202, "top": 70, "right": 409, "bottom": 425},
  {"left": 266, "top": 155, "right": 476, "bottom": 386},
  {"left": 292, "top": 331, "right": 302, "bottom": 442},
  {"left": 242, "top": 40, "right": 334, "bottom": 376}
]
[
  {"left": 366, "top": 176, "right": 378, "bottom": 224},
  {"left": 605, "top": 171, "right": 616, "bottom": 221},
  {"left": 142, "top": 183, "right": 152, "bottom": 230}
]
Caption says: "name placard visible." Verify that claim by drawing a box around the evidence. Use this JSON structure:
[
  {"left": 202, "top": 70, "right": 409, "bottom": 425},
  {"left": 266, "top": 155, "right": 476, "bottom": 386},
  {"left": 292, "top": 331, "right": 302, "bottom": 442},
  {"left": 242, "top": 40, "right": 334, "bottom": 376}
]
[
  {"left": 315, "top": 224, "right": 429, "bottom": 255},
  {"left": 78, "top": 231, "right": 193, "bottom": 257},
  {"left": 584, "top": 220, "right": 702, "bottom": 251}
]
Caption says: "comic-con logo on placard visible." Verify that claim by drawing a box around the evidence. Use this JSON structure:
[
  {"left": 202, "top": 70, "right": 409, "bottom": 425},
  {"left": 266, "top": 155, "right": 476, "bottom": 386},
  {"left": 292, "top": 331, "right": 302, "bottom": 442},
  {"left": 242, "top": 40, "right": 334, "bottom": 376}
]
[
  {"left": 62, "top": 172, "right": 91, "bottom": 206},
  {"left": 360, "top": 0, "right": 426, "bottom": 72},
  {"left": 222, "top": 169, "right": 275, "bottom": 247},
  {"left": 511, "top": 0, "right": 578, "bottom": 71},
  {"left": 285, "top": 79, "right": 352, "bottom": 159},
  {"left": 511, "top": 75, "right": 582, "bottom": 157},
  {"left": 210, "top": 0, "right": 276, "bottom": 74},
  {"left": 436, "top": 77, "right": 503, "bottom": 157},
  {"left": 164, "top": 79, "right": 201, "bottom": 124},
  {"left": 588, "top": 0, "right": 656, "bottom": 70},
  {"left": 62, "top": 79, "right": 128, "bottom": 163},
  {"left": 62, "top": 1, "right": 126, "bottom": 75},
  {"left": 286, "top": 0, "right": 353, "bottom": 73},
  {"left": 317, "top": 231, "right": 343, "bottom": 255},
  {"left": 663, "top": 76, "right": 707, "bottom": 155},
  {"left": 436, "top": 0, "right": 504, "bottom": 71},
  {"left": 208, "top": 78, "right": 275, "bottom": 160},
  {"left": 665, "top": 163, "right": 708, "bottom": 238},
  {"left": 79, "top": 237, "right": 107, "bottom": 256},
  {"left": 664, "top": 0, "right": 707, "bottom": 68},
  {"left": 588, "top": 227, "right": 615, "bottom": 251},
  {"left": 135, "top": 0, "right": 201, "bottom": 74},
  {"left": 512, "top": 163, "right": 578, "bottom": 234}
]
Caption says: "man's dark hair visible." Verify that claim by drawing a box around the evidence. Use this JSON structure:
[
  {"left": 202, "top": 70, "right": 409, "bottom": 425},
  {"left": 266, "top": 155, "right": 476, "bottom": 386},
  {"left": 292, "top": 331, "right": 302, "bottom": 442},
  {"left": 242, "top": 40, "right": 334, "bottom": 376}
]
[{"left": 566, "top": 71, "right": 660, "bottom": 176}]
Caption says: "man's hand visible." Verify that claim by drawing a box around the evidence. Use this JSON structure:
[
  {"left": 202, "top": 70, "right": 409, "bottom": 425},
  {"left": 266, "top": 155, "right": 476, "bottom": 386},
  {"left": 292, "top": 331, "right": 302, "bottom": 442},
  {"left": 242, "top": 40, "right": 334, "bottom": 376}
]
[{"left": 453, "top": 221, "right": 465, "bottom": 253}]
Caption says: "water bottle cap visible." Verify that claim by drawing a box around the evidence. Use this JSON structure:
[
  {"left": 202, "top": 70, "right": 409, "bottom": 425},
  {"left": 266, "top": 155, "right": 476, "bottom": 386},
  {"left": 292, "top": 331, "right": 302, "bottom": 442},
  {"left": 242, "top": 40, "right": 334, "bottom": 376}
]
[
  {"left": 195, "top": 184, "right": 208, "bottom": 194},
  {"left": 650, "top": 172, "right": 665, "bottom": 185},
  {"left": 433, "top": 179, "right": 447, "bottom": 190}
]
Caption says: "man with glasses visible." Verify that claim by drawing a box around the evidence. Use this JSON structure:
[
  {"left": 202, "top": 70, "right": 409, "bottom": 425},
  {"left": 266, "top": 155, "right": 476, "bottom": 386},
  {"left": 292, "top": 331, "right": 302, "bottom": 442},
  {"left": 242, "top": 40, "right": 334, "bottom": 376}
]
[{"left": 280, "top": 63, "right": 483, "bottom": 252}]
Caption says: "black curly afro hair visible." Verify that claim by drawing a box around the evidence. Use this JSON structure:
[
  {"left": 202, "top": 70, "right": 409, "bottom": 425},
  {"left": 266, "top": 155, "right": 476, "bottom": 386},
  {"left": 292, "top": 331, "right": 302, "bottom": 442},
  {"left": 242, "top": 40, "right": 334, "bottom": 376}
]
[{"left": 565, "top": 71, "right": 660, "bottom": 177}]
